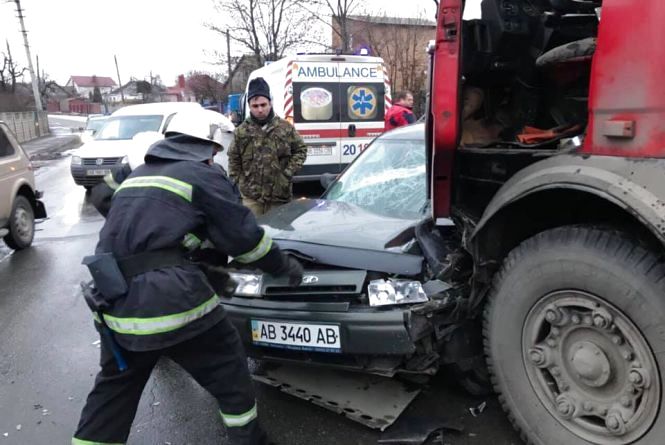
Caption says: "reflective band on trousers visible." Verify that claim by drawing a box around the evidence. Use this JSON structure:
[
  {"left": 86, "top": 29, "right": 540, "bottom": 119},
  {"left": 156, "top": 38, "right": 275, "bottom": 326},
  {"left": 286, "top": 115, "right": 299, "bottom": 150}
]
[
  {"left": 115, "top": 176, "right": 193, "bottom": 202},
  {"left": 234, "top": 232, "right": 272, "bottom": 264},
  {"left": 182, "top": 232, "right": 202, "bottom": 250},
  {"left": 220, "top": 403, "right": 258, "bottom": 427},
  {"left": 72, "top": 438, "right": 124, "bottom": 445},
  {"left": 103, "top": 173, "right": 120, "bottom": 191},
  {"left": 103, "top": 294, "right": 220, "bottom": 336}
]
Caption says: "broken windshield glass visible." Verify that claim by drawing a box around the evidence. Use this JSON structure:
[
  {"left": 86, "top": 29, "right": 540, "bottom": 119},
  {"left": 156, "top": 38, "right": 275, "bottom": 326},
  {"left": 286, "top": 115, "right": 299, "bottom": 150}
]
[{"left": 326, "top": 138, "right": 427, "bottom": 219}]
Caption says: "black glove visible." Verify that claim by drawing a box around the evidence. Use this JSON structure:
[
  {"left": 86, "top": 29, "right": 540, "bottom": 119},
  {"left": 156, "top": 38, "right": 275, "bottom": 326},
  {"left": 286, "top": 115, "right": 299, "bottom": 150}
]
[
  {"left": 199, "top": 264, "right": 237, "bottom": 297},
  {"left": 280, "top": 256, "right": 304, "bottom": 287}
]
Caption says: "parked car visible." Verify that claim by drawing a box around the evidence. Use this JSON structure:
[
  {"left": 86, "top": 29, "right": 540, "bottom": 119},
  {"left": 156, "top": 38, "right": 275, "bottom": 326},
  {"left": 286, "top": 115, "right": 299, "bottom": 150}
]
[
  {"left": 70, "top": 102, "right": 203, "bottom": 189},
  {"left": 0, "top": 121, "right": 47, "bottom": 249},
  {"left": 221, "top": 124, "right": 472, "bottom": 382},
  {"left": 80, "top": 114, "right": 109, "bottom": 144}
]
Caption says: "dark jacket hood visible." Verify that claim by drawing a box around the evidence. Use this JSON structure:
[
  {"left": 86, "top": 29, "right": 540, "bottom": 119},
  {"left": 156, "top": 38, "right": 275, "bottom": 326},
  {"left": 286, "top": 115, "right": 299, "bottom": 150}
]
[{"left": 144, "top": 135, "right": 215, "bottom": 163}]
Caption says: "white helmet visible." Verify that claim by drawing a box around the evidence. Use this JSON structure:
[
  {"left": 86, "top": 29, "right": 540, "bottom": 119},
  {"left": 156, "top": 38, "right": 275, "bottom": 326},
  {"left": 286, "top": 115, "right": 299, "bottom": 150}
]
[{"left": 165, "top": 108, "right": 235, "bottom": 150}]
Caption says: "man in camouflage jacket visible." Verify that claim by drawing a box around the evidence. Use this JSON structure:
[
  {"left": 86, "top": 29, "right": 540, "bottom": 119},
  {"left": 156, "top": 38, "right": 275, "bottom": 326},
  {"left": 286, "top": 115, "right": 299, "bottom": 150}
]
[{"left": 228, "top": 77, "right": 307, "bottom": 216}]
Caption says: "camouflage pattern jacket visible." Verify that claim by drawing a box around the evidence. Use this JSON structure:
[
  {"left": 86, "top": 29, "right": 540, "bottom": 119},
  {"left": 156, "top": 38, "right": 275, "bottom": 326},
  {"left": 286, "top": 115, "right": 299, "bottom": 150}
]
[{"left": 228, "top": 115, "right": 307, "bottom": 203}]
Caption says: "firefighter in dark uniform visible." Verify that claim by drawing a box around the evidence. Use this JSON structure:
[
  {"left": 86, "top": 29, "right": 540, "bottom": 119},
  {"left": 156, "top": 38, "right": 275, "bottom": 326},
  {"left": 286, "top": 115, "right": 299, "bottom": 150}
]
[{"left": 74, "top": 109, "right": 303, "bottom": 445}]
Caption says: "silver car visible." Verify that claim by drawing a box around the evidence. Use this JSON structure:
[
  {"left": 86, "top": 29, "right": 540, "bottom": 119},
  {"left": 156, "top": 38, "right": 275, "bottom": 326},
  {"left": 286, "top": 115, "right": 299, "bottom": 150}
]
[{"left": 0, "top": 121, "right": 47, "bottom": 249}]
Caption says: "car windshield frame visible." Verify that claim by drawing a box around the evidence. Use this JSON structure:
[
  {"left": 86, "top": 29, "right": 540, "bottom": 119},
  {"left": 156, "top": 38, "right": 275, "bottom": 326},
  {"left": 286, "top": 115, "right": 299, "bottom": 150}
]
[
  {"left": 95, "top": 115, "right": 163, "bottom": 141},
  {"left": 323, "top": 130, "right": 428, "bottom": 220}
]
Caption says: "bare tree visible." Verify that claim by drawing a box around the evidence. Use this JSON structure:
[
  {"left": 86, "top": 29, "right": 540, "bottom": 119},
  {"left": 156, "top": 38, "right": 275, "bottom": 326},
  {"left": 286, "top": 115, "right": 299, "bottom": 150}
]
[
  {"left": 207, "top": 0, "right": 321, "bottom": 66},
  {"left": 0, "top": 40, "right": 27, "bottom": 93},
  {"left": 302, "top": 0, "right": 360, "bottom": 52},
  {"left": 361, "top": 15, "right": 434, "bottom": 115}
]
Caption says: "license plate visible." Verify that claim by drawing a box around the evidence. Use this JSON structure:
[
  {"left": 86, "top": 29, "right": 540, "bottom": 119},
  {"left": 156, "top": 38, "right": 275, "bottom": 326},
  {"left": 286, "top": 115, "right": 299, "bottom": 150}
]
[
  {"left": 307, "top": 145, "right": 333, "bottom": 156},
  {"left": 86, "top": 169, "right": 111, "bottom": 176},
  {"left": 251, "top": 319, "right": 341, "bottom": 353}
]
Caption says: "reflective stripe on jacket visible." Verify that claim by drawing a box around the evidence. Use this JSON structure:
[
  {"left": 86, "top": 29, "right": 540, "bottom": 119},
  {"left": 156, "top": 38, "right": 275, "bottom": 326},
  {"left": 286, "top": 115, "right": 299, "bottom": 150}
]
[{"left": 94, "top": 139, "right": 286, "bottom": 351}]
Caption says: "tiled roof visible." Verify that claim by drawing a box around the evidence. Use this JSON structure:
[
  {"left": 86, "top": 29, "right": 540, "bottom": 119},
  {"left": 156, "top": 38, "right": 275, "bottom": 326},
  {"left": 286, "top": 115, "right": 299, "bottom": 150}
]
[{"left": 69, "top": 75, "right": 117, "bottom": 88}]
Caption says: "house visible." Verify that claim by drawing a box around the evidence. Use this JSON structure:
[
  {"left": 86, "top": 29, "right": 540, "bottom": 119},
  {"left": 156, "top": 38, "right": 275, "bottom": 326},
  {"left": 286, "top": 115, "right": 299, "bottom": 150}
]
[
  {"left": 104, "top": 80, "right": 169, "bottom": 104},
  {"left": 163, "top": 75, "right": 196, "bottom": 102},
  {"left": 332, "top": 15, "right": 436, "bottom": 113},
  {"left": 65, "top": 75, "right": 117, "bottom": 98}
]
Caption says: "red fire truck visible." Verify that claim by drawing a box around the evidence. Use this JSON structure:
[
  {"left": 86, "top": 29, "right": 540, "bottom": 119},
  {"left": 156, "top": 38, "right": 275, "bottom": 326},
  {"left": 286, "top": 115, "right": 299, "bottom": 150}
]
[{"left": 427, "top": 0, "right": 665, "bottom": 443}]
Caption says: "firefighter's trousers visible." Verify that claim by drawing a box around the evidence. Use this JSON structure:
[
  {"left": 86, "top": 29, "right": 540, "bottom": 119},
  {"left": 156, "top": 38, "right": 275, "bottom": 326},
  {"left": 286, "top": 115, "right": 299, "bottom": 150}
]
[{"left": 73, "top": 317, "right": 266, "bottom": 445}]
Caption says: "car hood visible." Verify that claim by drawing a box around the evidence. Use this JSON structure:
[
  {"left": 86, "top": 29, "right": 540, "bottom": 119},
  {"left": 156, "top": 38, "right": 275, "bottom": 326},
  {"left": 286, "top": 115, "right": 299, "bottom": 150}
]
[
  {"left": 260, "top": 199, "right": 423, "bottom": 275},
  {"left": 74, "top": 136, "right": 162, "bottom": 159}
]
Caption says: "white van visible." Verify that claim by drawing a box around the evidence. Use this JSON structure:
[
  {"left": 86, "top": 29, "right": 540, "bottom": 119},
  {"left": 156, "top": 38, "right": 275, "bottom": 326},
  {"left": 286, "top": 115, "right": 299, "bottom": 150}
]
[
  {"left": 70, "top": 102, "right": 233, "bottom": 189},
  {"left": 244, "top": 54, "right": 391, "bottom": 180}
]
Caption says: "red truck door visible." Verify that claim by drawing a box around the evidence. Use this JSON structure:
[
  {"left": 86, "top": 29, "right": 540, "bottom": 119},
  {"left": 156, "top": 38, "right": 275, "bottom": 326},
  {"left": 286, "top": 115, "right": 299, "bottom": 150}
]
[{"left": 429, "top": 0, "right": 463, "bottom": 219}]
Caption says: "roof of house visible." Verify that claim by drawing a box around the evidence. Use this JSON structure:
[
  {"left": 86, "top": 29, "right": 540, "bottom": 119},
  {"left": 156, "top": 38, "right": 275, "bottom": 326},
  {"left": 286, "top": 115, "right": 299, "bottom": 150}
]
[
  {"left": 69, "top": 76, "right": 117, "bottom": 88},
  {"left": 165, "top": 86, "right": 192, "bottom": 95},
  {"left": 108, "top": 80, "right": 166, "bottom": 96},
  {"left": 346, "top": 15, "right": 436, "bottom": 27},
  {"left": 223, "top": 54, "right": 261, "bottom": 90}
]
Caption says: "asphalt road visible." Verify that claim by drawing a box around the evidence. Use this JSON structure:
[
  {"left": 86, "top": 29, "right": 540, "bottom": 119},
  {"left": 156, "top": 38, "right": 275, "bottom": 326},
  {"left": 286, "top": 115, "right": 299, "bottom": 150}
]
[{"left": 0, "top": 127, "right": 523, "bottom": 445}]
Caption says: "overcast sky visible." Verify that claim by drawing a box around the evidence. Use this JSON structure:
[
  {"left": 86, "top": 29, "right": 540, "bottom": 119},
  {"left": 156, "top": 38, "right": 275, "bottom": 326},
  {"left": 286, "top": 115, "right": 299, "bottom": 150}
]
[{"left": 0, "top": 0, "right": 481, "bottom": 87}]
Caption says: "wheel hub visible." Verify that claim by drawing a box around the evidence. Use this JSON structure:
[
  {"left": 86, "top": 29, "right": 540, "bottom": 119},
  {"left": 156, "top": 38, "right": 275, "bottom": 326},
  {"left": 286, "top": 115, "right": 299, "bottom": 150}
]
[
  {"left": 13, "top": 206, "right": 33, "bottom": 242},
  {"left": 523, "top": 291, "right": 660, "bottom": 444},
  {"left": 570, "top": 341, "right": 611, "bottom": 387}
]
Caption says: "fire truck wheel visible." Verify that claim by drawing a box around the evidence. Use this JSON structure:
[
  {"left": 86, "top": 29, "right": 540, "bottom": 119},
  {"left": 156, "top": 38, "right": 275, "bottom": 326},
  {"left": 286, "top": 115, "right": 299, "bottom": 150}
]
[{"left": 484, "top": 226, "right": 665, "bottom": 445}]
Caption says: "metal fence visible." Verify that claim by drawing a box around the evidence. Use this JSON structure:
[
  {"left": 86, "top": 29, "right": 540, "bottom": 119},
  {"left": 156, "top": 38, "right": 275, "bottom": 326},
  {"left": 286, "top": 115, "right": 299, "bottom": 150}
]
[{"left": 0, "top": 111, "right": 49, "bottom": 143}]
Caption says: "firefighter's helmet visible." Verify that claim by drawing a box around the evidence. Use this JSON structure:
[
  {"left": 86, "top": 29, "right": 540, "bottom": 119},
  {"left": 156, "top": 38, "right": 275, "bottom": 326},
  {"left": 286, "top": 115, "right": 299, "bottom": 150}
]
[{"left": 165, "top": 109, "right": 234, "bottom": 149}]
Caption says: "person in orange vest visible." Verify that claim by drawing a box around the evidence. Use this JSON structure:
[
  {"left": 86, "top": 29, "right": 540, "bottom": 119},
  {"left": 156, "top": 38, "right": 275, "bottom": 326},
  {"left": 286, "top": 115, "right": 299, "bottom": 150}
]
[{"left": 385, "top": 91, "right": 416, "bottom": 130}]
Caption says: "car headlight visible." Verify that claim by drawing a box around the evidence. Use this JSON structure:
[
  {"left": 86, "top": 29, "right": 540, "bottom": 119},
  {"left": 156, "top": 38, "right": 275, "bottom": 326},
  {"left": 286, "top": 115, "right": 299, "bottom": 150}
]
[
  {"left": 120, "top": 156, "right": 129, "bottom": 164},
  {"left": 229, "top": 272, "right": 263, "bottom": 297},
  {"left": 367, "top": 279, "right": 428, "bottom": 307},
  {"left": 71, "top": 155, "right": 82, "bottom": 165}
]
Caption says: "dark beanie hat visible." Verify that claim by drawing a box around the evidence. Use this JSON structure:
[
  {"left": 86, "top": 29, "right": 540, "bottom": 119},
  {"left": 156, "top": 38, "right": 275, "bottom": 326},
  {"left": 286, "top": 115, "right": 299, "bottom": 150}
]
[{"left": 247, "top": 77, "right": 271, "bottom": 101}]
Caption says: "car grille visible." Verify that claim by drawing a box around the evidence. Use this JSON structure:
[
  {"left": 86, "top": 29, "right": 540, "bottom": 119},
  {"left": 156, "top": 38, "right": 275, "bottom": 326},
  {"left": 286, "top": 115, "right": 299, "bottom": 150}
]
[
  {"left": 72, "top": 176, "right": 105, "bottom": 187},
  {"left": 260, "top": 270, "right": 367, "bottom": 303},
  {"left": 82, "top": 157, "right": 122, "bottom": 166},
  {"left": 265, "top": 285, "right": 357, "bottom": 295}
]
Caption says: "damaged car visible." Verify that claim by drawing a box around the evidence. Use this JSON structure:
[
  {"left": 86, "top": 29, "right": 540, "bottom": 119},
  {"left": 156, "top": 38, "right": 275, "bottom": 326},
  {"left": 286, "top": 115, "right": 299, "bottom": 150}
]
[{"left": 223, "top": 123, "right": 486, "bottom": 392}]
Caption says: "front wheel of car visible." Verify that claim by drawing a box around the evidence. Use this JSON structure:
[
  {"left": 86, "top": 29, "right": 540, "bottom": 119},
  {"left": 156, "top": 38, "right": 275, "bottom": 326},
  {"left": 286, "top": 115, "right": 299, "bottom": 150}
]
[
  {"left": 484, "top": 227, "right": 665, "bottom": 445},
  {"left": 4, "top": 195, "right": 35, "bottom": 250}
]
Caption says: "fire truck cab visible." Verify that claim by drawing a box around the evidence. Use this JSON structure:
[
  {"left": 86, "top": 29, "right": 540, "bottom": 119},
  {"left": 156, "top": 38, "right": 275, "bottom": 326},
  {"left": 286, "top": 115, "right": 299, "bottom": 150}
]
[{"left": 427, "top": 1, "right": 665, "bottom": 444}]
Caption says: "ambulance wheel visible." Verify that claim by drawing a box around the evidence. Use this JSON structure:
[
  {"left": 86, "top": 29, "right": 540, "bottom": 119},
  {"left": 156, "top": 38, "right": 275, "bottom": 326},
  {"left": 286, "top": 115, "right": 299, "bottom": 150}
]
[{"left": 484, "top": 227, "right": 665, "bottom": 445}]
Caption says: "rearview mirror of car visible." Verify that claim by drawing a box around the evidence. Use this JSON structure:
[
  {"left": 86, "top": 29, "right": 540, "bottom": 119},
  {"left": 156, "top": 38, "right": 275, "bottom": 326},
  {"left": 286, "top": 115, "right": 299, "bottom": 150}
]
[{"left": 320, "top": 172, "right": 337, "bottom": 190}]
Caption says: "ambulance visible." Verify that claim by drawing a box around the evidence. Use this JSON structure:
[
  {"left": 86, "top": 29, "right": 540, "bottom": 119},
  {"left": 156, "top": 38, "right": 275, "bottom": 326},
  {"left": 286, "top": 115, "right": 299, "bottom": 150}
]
[{"left": 243, "top": 54, "right": 392, "bottom": 180}]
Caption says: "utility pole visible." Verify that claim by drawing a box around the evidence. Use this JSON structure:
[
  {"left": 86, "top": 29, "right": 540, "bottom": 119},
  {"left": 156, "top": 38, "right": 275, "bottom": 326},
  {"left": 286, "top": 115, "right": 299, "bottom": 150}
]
[
  {"left": 14, "top": 0, "right": 42, "bottom": 111},
  {"left": 226, "top": 30, "right": 232, "bottom": 80},
  {"left": 114, "top": 54, "right": 125, "bottom": 103}
]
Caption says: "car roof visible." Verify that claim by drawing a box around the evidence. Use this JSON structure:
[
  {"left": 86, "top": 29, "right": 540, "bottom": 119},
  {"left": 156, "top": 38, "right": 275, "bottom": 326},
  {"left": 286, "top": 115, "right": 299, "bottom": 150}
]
[
  {"left": 380, "top": 122, "right": 424, "bottom": 140},
  {"left": 110, "top": 102, "right": 202, "bottom": 117}
]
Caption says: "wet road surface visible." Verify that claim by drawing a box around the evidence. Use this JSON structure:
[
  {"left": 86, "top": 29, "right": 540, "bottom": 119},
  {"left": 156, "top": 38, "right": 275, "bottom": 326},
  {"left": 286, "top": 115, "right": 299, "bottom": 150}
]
[{"left": 0, "top": 150, "right": 523, "bottom": 444}]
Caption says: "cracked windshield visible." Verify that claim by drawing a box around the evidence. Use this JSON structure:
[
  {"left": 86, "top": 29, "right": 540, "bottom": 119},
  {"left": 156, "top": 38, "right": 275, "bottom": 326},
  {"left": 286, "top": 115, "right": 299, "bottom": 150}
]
[{"left": 326, "top": 137, "right": 427, "bottom": 219}]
